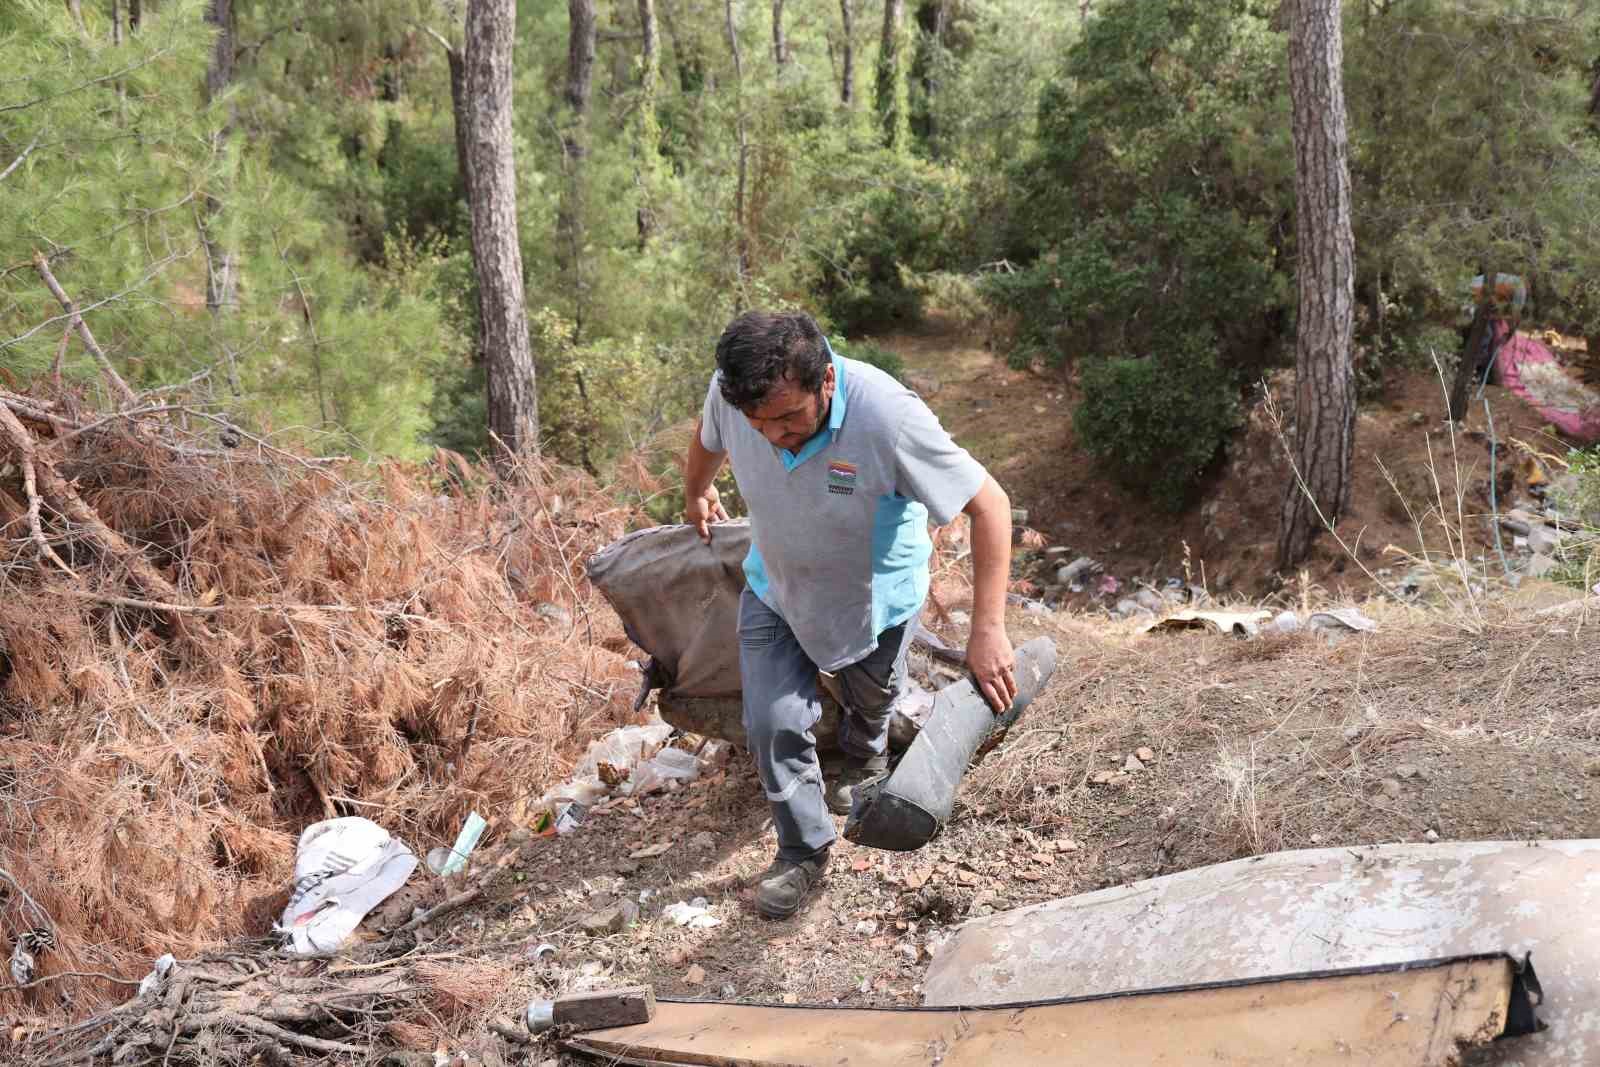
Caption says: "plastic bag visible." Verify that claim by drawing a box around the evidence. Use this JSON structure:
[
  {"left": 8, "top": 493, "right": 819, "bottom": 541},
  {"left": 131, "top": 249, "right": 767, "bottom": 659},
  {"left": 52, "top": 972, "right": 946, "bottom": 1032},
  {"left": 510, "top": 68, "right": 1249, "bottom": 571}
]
[{"left": 627, "top": 746, "right": 701, "bottom": 797}]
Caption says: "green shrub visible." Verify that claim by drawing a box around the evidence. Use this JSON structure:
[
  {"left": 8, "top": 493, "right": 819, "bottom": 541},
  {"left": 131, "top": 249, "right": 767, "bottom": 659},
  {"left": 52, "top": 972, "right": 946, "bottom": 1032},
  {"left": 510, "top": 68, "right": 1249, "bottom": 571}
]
[
  {"left": 1073, "top": 342, "right": 1241, "bottom": 511},
  {"left": 812, "top": 159, "right": 967, "bottom": 334},
  {"left": 830, "top": 336, "right": 905, "bottom": 382}
]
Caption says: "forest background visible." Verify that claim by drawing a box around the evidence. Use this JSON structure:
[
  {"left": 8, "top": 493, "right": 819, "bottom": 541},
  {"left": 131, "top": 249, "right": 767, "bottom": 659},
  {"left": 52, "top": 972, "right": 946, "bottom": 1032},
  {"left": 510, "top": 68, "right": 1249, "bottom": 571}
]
[{"left": 4, "top": 0, "right": 1600, "bottom": 529}]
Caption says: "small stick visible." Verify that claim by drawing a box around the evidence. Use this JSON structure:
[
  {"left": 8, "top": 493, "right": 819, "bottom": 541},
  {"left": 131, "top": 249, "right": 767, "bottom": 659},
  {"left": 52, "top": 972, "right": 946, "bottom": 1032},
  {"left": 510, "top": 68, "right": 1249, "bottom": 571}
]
[{"left": 32, "top": 252, "right": 138, "bottom": 408}]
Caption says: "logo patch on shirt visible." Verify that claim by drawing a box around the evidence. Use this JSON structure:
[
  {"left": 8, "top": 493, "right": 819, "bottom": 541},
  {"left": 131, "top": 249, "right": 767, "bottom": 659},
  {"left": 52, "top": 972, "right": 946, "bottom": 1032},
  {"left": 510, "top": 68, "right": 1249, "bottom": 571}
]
[{"left": 826, "top": 460, "right": 857, "bottom": 495}]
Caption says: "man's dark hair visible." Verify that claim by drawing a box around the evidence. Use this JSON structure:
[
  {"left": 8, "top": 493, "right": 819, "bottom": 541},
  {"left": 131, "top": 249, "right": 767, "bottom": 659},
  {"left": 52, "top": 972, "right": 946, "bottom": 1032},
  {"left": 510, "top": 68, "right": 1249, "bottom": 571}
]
[{"left": 714, "top": 311, "right": 829, "bottom": 412}]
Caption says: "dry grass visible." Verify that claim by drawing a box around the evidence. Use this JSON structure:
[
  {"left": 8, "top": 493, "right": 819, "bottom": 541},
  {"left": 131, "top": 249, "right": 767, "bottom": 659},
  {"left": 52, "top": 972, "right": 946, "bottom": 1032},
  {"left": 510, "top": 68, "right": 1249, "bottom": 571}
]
[{"left": 0, "top": 389, "right": 648, "bottom": 1021}]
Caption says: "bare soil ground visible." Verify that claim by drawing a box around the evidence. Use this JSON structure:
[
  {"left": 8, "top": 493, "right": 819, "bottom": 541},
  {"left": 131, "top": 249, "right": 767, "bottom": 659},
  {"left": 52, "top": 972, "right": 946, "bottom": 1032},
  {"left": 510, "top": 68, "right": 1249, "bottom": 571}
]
[
  {"left": 878, "top": 311, "right": 1579, "bottom": 601},
  {"left": 390, "top": 595, "right": 1600, "bottom": 1065}
]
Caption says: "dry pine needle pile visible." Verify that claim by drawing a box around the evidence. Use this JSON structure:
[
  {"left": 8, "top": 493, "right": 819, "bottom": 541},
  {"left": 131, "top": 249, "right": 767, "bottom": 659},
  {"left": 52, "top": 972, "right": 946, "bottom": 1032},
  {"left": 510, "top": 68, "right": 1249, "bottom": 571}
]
[{"left": 0, "top": 376, "right": 646, "bottom": 1022}]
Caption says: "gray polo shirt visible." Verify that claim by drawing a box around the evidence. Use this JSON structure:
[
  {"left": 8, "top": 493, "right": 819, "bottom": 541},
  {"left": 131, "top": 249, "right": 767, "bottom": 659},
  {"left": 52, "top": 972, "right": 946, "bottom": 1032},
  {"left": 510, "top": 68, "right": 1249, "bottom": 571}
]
[{"left": 700, "top": 349, "right": 986, "bottom": 671}]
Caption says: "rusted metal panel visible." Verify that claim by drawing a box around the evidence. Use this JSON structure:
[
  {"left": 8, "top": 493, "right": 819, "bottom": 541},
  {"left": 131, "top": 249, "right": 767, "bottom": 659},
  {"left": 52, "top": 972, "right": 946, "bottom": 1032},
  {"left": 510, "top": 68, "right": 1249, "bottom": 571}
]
[{"left": 925, "top": 840, "right": 1598, "bottom": 1065}]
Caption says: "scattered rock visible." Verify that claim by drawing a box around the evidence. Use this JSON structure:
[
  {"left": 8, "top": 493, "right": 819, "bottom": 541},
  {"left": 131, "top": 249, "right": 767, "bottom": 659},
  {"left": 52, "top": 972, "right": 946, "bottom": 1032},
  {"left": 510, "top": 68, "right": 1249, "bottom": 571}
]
[
  {"left": 905, "top": 371, "right": 941, "bottom": 397},
  {"left": 1424, "top": 829, "right": 1440, "bottom": 843},
  {"left": 855, "top": 919, "right": 878, "bottom": 937},
  {"left": 1342, "top": 725, "right": 1367, "bottom": 744},
  {"left": 1585, "top": 758, "right": 1600, "bottom": 778},
  {"left": 533, "top": 602, "right": 573, "bottom": 630},
  {"left": 1134, "top": 589, "right": 1164, "bottom": 613},
  {"left": 782, "top": 992, "right": 799, "bottom": 1005},
  {"left": 690, "top": 831, "right": 718, "bottom": 851},
  {"left": 903, "top": 866, "right": 933, "bottom": 890},
  {"left": 1527, "top": 554, "right": 1558, "bottom": 578},
  {"left": 1056, "top": 556, "right": 1102, "bottom": 592},
  {"left": 1378, "top": 778, "right": 1403, "bottom": 799},
  {"left": 684, "top": 964, "right": 706, "bottom": 986},
  {"left": 1115, "top": 597, "right": 1154, "bottom": 619},
  {"left": 898, "top": 942, "right": 920, "bottom": 961},
  {"left": 1529, "top": 527, "right": 1562, "bottom": 555},
  {"left": 1395, "top": 764, "right": 1422, "bottom": 781},
  {"left": 1136, "top": 746, "right": 1156, "bottom": 763},
  {"left": 720, "top": 983, "right": 737, "bottom": 999},
  {"left": 579, "top": 900, "right": 639, "bottom": 935},
  {"left": 1090, "top": 770, "right": 1118, "bottom": 785},
  {"left": 1055, "top": 838, "right": 1081, "bottom": 852},
  {"left": 1308, "top": 607, "right": 1377, "bottom": 642},
  {"left": 1155, "top": 807, "right": 1177, "bottom": 832},
  {"left": 1123, "top": 754, "right": 1145, "bottom": 772}
]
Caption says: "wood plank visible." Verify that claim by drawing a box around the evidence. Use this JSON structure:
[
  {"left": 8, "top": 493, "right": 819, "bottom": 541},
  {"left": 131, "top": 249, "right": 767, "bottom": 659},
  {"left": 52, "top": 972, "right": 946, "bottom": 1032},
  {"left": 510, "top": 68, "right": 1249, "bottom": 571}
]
[{"left": 566, "top": 956, "right": 1521, "bottom": 1066}]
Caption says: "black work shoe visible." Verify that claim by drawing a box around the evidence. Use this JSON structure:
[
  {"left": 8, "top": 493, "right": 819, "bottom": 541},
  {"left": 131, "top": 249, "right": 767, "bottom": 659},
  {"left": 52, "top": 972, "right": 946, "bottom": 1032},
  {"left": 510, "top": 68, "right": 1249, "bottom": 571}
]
[
  {"left": 825, "top": 754, "right": 889, "bottom": 816},
  {"left": 755, "top": 850, "right": 830, "bottom": 919}
]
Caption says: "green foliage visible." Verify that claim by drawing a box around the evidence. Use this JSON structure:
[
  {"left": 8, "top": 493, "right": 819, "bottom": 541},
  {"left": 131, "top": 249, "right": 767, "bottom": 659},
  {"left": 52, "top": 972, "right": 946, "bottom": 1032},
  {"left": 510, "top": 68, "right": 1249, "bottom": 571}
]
[
  {"left": 1562, "top": 448, "right": 1600, "bottom": 527},
  {"left": 830, "top": 336, "right": 905, "bottom": 382},
  {"left": 990, "top": 0, "right": 1290, "bottom": 379},
  {"left": 811, "top": 156, "right": 970, "bottom": 333},
  {"left": 1342, "top": 1, "right": 1600, "bottom": 348},
  {"left": 1073, "top": 342, "right": 1241, "bottom": 511}
]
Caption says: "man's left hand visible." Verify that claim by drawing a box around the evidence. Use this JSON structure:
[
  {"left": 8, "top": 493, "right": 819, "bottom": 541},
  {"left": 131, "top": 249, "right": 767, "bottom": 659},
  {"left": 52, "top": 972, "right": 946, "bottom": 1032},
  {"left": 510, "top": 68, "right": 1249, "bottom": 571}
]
[{"left": 967, "top": 621, "right": 1017, "bottom": 714}]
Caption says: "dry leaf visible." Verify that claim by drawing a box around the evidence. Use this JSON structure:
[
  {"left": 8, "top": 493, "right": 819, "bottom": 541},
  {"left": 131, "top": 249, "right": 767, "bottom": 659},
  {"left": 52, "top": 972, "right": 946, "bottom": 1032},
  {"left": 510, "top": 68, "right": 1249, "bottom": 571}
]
[
  {"left": 904, "top": 867, "right": 933, "bottom": 890},
  {"left": 1136, "top": 746, "right": 1156, "bottom": 763},
  {"left": 956, "top": 869, "right": 980, "bottom": 887},
  {"left": 684, "top": 964, "right": 706, "bottom": 985}
]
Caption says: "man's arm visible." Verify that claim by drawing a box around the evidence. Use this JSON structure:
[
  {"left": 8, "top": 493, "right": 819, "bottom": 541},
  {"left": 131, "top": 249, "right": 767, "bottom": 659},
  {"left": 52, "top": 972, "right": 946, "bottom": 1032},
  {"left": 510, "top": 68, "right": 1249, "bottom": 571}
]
[
  {"left": 685, "top": 418, "right": 730, "bottom": 542},
  {"left": 962, "top": 475, "right": 1018, "bottom": 714}
]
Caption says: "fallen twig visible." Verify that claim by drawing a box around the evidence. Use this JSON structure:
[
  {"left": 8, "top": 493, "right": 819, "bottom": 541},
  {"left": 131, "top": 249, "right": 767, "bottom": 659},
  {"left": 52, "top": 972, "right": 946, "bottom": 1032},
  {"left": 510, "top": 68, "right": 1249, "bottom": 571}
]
[
  {"left": 396, "top": 886, "right": 483, "bottom": 935},
  {"left": 32, "top": 252, "right": 138, "bottom": 407}
]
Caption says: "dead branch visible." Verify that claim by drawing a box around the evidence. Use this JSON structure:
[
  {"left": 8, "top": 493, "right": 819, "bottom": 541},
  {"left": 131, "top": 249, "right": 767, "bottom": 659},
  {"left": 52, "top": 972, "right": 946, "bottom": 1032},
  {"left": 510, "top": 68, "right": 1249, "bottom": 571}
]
[
  {"left": 0, "top": 401, "right": 73, "bottom": 573},
  {"left": 0, "top": 401, "right": 183, "bottom": 604},
  {"left": 32, "top": 253, "right": 138, "bottom": 408},
  {"left": 0, "top": 130, "right": 42, "bottom": 183},
  {"left": 395, "top": 886, "right": 483, "bottom": 935}
]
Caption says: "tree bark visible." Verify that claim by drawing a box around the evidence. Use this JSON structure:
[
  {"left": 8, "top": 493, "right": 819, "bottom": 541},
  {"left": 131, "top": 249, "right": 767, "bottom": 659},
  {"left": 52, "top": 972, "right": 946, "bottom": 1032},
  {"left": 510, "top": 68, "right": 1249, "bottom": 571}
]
[
  {"left": 634, "top": 0, "right": 662, "bottom": 246},
  {"left": 557, "top": 0, "right": 597, "bottom": 339},
  {"left": 200, "top": 0, "right": 237, "bottom": 315},
  {"left": 875, "top": 0, "right": 908, "bottom": 150},
  {"left": 1277, "top": 0, "right": 1357, "bottom": 571},
  {"left": 724, "top": 0, "right": 750, "bottom": 297},
  {"left": 838, "top": 0, "right": 854, "bottom": 107},
  {"left": 464, "top": 0, "right": 539, "bottom": 459},
  {"left": 772, "top": 0, "right": 788, "bottom": 69},
  {"left": 111, "top": 0, "right": 124, "bottom": 45}
]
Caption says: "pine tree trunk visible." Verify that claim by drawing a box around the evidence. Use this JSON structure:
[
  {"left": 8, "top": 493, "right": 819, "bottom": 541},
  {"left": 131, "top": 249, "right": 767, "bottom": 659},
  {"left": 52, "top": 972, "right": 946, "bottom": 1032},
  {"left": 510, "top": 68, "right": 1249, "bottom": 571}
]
[
  {"left": 201, "top": 0, "right": 237, "bottom": 316},
  {"left": 558, "top": 0, "right": 597, "bottom": 339},
  {"left": 445, "top": 46, "right": 474, "bottom": 204},
  {"left": 875, "top": 0, "right": 908, "bottom": 150},
  {"left": 464, "top": 0, "right": 538, "bottom": 459},
  {"left": 635, "top": 0, "right": 662, "bottom": 247},
  {"left": 1277, "top": 0, "right": 1356, "bottom": 571},
  {"left": 838, "top": 0, "right": 855, "bottom": 107},
  {"left": 772, "top": 0, "right": 787, "bottom": 68},
  {"left": 725, "top": 0, "right": 750, "bottom": 296}
]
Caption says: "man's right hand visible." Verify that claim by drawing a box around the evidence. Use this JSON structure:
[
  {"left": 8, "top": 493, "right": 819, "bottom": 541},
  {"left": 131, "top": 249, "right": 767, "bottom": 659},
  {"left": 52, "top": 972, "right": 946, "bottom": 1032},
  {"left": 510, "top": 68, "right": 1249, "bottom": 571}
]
[{"left": 685, "top": 484, "right": 730, "bottom": 543}]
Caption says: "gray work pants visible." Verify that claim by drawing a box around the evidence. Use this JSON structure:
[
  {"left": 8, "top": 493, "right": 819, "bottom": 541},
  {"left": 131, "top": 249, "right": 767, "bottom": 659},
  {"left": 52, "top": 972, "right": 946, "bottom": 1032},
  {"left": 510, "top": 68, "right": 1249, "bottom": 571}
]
[{"left": 738, "top": 588, "right": 916, "bottom": 861}]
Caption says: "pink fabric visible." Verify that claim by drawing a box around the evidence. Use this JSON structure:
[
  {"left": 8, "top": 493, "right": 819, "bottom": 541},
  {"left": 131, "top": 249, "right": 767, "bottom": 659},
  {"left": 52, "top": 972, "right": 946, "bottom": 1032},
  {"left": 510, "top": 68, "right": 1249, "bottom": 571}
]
[{"left": 1490, "top": 326, "right": 1600, "bottom": 443}]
